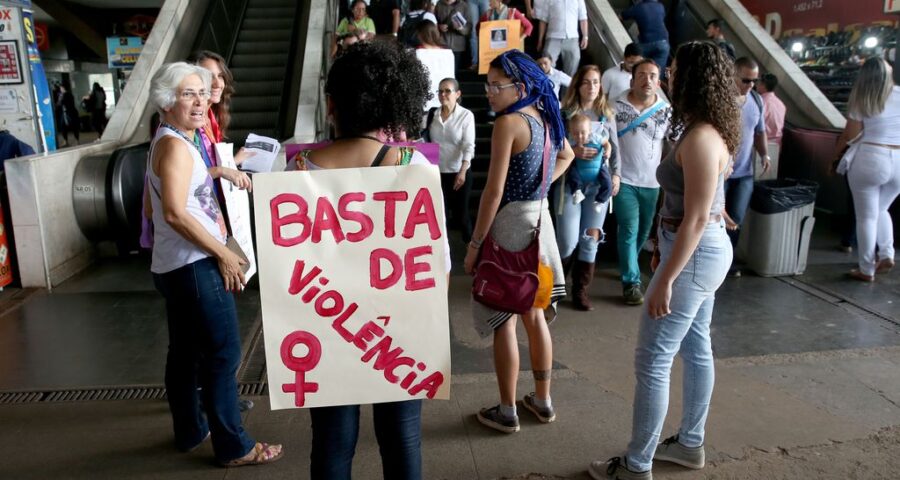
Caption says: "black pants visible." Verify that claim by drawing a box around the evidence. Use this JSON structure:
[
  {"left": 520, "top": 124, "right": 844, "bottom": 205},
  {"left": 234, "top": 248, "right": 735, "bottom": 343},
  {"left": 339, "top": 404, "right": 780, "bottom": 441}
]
[{"left": 440, "top": 171, "right": 473, "bottom": 242}]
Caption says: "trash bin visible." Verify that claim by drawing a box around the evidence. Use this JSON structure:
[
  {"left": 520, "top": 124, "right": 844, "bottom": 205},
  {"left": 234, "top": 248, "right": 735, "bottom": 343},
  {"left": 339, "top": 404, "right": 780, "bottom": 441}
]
[{"left": 737, "top": 179, "right": 818, "bottom": 277}]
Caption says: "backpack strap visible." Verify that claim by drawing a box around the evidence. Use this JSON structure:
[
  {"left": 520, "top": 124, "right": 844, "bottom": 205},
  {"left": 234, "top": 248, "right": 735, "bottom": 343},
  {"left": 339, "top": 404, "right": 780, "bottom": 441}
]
[{"left": 749, "top": 90, "right": 763, "bottom": 116}]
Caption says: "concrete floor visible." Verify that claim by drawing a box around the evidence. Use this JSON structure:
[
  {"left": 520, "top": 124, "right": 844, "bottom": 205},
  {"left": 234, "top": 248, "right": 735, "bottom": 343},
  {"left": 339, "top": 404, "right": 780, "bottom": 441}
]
[{"left": 1, "top": 227, "right": 900, "bottom": 479}]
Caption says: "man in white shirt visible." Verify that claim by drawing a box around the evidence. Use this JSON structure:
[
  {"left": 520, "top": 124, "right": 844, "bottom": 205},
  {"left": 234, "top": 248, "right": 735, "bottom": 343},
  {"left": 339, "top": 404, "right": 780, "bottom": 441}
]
[
  {"left": 612, "top": 59, "right": 671, "bottom": 305},
  {"left": 602, "top": 43, "right": 643, "bottom": 102},
  {"left": 533, "top": 0, "right": 588, "bottom": 76},
  {"left": 537, "top": 55, "right": 572, "bottom": 103}
]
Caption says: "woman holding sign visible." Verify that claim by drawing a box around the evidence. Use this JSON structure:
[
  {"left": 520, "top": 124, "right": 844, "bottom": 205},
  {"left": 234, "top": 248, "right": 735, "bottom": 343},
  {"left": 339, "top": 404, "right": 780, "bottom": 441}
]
[
  {"left": 465, "top": 50, "right": 573, "bottom": 434},
  {"left": 291, "top": 42, "right": 448, "bottom": 480},
  {"left": 147, "top": 62, "right": 283, "bottom": 467}
]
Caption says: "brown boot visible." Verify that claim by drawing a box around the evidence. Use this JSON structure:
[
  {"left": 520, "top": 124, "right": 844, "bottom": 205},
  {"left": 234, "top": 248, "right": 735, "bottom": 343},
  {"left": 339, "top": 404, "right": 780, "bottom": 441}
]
[{"left": 572, "top": 260, "right": 595, "bottom": 311}]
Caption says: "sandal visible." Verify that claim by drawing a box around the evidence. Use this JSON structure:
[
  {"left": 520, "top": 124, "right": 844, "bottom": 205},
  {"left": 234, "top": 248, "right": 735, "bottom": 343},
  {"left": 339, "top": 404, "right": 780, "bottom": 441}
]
[
  {"left": 876, "top": 258, "right": 895, "bottom": 274},
  {"left": 848, "top": 269, "right": 874, "bottom": 283},
  {"left": 222, "top": 442, "right": 284, "bottom": 467}
]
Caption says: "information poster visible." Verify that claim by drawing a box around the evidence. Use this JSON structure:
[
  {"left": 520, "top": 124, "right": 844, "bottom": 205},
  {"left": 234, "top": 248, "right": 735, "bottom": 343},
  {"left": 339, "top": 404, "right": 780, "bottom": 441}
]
[{"left": 478, "top": 20, "right": 522, "bottom": 74}]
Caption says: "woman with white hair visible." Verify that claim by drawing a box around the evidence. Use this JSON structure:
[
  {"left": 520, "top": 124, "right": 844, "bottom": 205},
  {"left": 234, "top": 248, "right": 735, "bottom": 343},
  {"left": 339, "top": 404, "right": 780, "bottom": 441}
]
[
  {"left": 147, "top": 62, "right": 283, "bottom": 467},
  {"left": 836, "top": 57, "right": 900, "bottom": 282}
]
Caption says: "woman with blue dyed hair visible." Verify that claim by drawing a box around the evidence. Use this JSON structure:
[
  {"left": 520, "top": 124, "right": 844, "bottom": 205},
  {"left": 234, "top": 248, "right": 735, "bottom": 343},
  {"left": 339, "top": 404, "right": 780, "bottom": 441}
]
[{"left": 464, "top": 49, "right": 574, "bottom": 433}]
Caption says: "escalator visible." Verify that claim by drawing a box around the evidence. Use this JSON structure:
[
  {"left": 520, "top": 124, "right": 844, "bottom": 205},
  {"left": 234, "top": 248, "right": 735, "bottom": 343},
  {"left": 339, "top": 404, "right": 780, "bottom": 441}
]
[
  {"left": 73, "top": 0, "right": 310, "bottom": 252},
  {"left": 602, "top": 0, "right": 844, "bottom": 130}
]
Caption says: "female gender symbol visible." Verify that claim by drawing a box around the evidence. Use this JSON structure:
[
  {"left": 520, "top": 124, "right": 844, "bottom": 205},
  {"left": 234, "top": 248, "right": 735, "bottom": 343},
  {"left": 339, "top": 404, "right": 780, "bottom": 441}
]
[{"left": 280, "top": 331, "right": 322, "bottom": 407}]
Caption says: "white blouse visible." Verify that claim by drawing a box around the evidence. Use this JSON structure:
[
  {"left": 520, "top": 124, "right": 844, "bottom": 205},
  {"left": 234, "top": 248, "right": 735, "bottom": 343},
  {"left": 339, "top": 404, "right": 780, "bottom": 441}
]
[{"left": 428, "top": 104, "right": 476, "bottom": 173}]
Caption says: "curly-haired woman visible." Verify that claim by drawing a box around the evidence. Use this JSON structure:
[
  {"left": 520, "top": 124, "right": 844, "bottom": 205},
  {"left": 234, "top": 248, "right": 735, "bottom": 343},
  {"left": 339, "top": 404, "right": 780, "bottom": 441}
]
[
  {"left": 291, "top": 41, "right": 448, "bottom": 480},
  {"left": 589, "top": 41, "right": 739, "bottom": 480},
  {"left": 835, "top": 57, "right": 900, "bottom": 282},
  {"left": 556, "top": 64, "right": 620, "bottom": 311},
  {"left": 464, "top": 49, "right": 573, "bottom": 434}
]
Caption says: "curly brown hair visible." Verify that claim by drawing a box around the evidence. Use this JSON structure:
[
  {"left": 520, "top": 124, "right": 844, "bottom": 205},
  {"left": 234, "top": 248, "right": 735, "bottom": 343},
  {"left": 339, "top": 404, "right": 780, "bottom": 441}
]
[{"left": 668, "top": 41, "right": 741, "bottom": 154}]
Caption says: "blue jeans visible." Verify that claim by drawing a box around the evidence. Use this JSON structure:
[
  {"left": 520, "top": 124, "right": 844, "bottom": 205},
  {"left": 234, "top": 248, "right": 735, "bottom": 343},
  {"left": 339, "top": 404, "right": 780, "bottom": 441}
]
[
  {"left": 152, "top": 256, "right": 255, "bottom": 463},
  {"left": 625, "top": 222, "right": 732, "bottom": 472},
  {"left": 467, "top": 0, "right": 490, "bottom": 65},
  {"left": 724, "top": 175, "right": 754, "bottom": 248},
  {"left": 310, "top": 400, "right": 423, "bottom": 479},
  {"left": 616, "top": 184, "right": 660, "bottom": 286},
  {"left": 555, "top": 181, "right": 609, "bottom": 262},
  {"left": 640, "top": 39, "right": 670, "bottom": 73}
]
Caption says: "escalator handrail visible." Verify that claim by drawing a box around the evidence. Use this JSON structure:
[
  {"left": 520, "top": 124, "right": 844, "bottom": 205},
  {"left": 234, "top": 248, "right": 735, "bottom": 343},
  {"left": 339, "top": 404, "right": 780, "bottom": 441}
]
[{"left": 225, "top": 0, "right": 252, "bottom": 63}]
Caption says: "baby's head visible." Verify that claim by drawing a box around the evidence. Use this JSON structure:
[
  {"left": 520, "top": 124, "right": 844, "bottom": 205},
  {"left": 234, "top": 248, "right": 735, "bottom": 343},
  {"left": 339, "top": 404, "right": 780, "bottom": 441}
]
[{"left": 568, "top": 113, "right": 592, "bottom": 147}]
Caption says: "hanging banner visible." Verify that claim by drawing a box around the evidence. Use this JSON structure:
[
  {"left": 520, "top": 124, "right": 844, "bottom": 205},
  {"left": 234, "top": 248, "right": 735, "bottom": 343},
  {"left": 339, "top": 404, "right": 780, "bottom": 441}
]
[
  {"left": 743, "top": 0, "right": 898, "bottom": 39},
  {"left": 22, "top": 9, "right": 54, "bottom": 152},
  {"left": 106, "top": 36, "right": 143, "bottom": 69},
  {"left": 253, "top": 165, "right": 451, "bottom": 410},
  {"left": 888, "top": 0, "right": 900, "bottom": 14},
  {"left": 478, "top": 19, "right": 522, "bottom": 74}
]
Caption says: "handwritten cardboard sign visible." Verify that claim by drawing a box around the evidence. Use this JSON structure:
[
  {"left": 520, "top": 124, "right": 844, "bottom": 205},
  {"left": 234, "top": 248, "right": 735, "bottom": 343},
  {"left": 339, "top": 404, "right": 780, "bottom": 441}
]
[
  {"left": 214, "top": 143, "right": 257, "bottom": 282},
  {"left": 478, "top": 19, "right": 523, "bottom": 74},
  {"left": 253, "top": 165, "right": 451, "bottom": 410}
]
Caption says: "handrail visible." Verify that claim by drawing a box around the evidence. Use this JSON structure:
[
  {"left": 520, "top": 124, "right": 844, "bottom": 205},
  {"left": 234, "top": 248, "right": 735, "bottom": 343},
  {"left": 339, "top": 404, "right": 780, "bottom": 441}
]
[
  {"left": 192, "top": 0, "right": 250, "bottom": 61},
  {"left": 276, "top": 3, "right": 310, "bottom": 140}
]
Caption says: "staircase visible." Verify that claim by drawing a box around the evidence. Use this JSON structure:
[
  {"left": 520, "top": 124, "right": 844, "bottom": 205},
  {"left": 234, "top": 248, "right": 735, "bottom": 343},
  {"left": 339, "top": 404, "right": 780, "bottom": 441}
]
[
  {"left": 225, "top": 0, "right": 301, "bottom": 145},
  {"left": 455, "top": 68, "right": 492, "bottom": 207}
]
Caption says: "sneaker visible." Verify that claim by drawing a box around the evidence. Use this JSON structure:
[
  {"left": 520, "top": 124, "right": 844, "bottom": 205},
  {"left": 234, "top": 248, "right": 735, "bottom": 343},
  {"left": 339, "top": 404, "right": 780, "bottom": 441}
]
[
  {"left": 588, "top": 457, "right": 651, "bottom": 480},
  {"left": 238, "top": 399, "right": 254, "bottom": 412},
  {"left": 522, "top": 392, "right": 556, "bottom": 423},
  {"left": 476, "top": 405, "right": 519, "bottom": 433},
  {"left": 623, "top": 284, "right": 644, "bottom": 306},
  {"left": 653, "top": 435, "right": 705, "bottom": 469}
]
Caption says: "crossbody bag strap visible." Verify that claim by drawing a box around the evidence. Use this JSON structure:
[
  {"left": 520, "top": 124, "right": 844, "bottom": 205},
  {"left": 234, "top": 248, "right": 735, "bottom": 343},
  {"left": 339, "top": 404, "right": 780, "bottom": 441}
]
[
  {"left": 617, "top": 100, "right": 666, "bottom": 137},
  {"left": 535, "top": 118, "right": 551, "bottom": 233}
]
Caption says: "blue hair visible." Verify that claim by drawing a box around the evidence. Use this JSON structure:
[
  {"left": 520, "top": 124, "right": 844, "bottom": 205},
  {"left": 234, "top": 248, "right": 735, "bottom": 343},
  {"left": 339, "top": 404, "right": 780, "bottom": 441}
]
[{"left": 490, "top": 50, "right": 566, "bottom": 149}]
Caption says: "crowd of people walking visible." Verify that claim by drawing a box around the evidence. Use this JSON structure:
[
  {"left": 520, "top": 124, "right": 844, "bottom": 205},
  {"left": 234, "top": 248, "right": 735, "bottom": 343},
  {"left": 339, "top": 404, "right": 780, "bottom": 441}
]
[{"left": 142, "top": 1, "right": 898, "bottom": 479}]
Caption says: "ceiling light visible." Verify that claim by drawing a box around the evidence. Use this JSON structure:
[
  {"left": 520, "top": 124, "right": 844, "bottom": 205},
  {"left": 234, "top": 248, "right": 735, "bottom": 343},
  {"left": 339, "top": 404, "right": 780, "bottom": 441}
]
[
  {"left": 864, "top": 36, "right": 878, "bottom": 49},
  {"left": 791, "top": 42, "right": 803, "bottom": 53}
]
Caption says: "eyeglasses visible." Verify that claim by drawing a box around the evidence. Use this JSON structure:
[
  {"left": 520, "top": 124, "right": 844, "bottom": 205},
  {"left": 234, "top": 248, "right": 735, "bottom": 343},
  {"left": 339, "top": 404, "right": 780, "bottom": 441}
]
[
  {"left": 437, "top": 89, "right": 456, "bottom": 95},
  {"left": 741, "top": 78, "right": 759, "bottom": 84},
  {"left": 484, "top": 82, "right": 517, "bottom": 95},
  {"left": 179, "top": 89, "right": 211, "bottom": 101}
]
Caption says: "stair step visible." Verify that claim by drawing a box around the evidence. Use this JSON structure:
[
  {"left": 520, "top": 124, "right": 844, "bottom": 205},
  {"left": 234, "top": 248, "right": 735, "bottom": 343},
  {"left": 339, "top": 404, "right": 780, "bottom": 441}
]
[
  {"left": 229, "top": 112, "right": 280, "bottom": 129},
  {"left": 243, "top": 17, "right": 294, "bottom": 30},
  {"left": 238, "top": 29, "right": 293, "bottom": 43},
  {"left": 230, "top": 95, "right": 283, "bottom": 113},
  {"left": 230, "top": 66, "right": 286, "bottom": 82},
  {"left": 248, "top": 0, "right": 297, "bottom": 6},
  {"left": 231, "top": 53, "right": 290, "bottom": 68},
  {"left": 234, "top": 41, "right": 290, "bottom": 55},
  {"left": 244, "top": 7, "right": 295, "bottom": 19},
  {"left": 233, "top": 80, "right": 285, "bottom": 97}
]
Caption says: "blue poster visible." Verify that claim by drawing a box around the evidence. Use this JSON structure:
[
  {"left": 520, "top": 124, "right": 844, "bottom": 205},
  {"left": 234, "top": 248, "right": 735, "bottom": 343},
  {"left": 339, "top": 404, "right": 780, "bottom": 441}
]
[
  {"left": 21, "top": 9, "right": 54, "bottom": 151},
  {"left": 106, "top": 37, "right": 143, "bottom": 69}
]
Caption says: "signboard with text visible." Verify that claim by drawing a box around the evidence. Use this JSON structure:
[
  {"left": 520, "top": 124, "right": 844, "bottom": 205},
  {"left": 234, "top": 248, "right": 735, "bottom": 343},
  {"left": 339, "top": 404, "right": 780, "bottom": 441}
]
[
  {"left": 743, "top": 0, "right": 898, "bottom": 39},
  {"left": 887, "top": 0, "right": 900, "bottom": 14},
  {"left": 106, "top": 36, "right": 143, "bottom": 69},
  {"left": 253, "top": 165, "right": 451, "bottom": 410}
]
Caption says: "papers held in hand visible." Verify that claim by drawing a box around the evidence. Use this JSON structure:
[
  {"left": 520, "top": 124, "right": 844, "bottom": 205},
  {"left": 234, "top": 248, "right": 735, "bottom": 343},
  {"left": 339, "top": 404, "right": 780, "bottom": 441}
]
[
  {"left": 240, "top": 133, "right": 281, "bottom": 173},
  {"left": 226, "top": 236, "right": 251, "bottom": 276}
]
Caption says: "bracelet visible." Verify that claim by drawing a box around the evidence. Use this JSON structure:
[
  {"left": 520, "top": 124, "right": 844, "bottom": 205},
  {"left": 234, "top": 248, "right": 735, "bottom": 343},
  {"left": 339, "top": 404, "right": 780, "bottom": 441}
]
[
  {"left": 469, "top": 237, "right": 483, "bottom": 249},
  {"left": 468, "top": 241, "right": 481, "bottom": 250}
]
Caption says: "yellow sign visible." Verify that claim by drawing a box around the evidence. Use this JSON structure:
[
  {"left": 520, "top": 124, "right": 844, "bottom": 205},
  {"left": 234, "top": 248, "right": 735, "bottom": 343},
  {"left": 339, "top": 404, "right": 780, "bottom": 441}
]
[{"left": 478, "top": 20, "right": 523, "bottom": 75}]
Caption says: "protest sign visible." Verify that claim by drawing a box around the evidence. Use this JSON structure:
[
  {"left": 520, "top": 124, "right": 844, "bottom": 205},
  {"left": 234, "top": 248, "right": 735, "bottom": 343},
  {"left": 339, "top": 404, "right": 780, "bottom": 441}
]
[
  {"left": 253, "top": 165, "right": 451, "bottom": 410},
  {"left": 478, "top": 19, "right": 522, "bottom": 74},
  {"left": 214, "top": 143, "right": 256, "bottom": 282}
]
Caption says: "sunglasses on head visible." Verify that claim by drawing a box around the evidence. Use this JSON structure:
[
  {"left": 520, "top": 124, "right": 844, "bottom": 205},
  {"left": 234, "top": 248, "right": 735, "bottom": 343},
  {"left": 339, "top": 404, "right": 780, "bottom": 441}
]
[{"left": 741, "top": 77, "right": 759, "bottom": 84}]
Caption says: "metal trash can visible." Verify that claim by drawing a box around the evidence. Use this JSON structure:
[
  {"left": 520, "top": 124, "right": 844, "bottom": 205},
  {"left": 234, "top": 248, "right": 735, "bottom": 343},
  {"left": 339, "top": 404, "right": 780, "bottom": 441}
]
[{"left": 737, "top": 179, "right": 818, "bottom": 277}]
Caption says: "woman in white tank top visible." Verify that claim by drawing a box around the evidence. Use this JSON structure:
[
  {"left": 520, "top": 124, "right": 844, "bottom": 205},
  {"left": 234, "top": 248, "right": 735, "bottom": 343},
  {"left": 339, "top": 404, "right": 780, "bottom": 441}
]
[{"left": 147, "top": 62, "right": 283, "bottom": 467}]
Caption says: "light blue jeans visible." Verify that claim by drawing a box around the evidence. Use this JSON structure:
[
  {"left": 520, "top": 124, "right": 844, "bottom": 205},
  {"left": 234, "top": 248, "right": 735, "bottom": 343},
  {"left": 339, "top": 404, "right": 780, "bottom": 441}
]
[
  {"left": 555, "top": 181, "right": 609, "bottom": 262},
  {"left": 467, "top": 0, "right": 490, "bottom": 65},
  {"left": 626, "top": 221, "right": 732, "bottom": 473}
]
